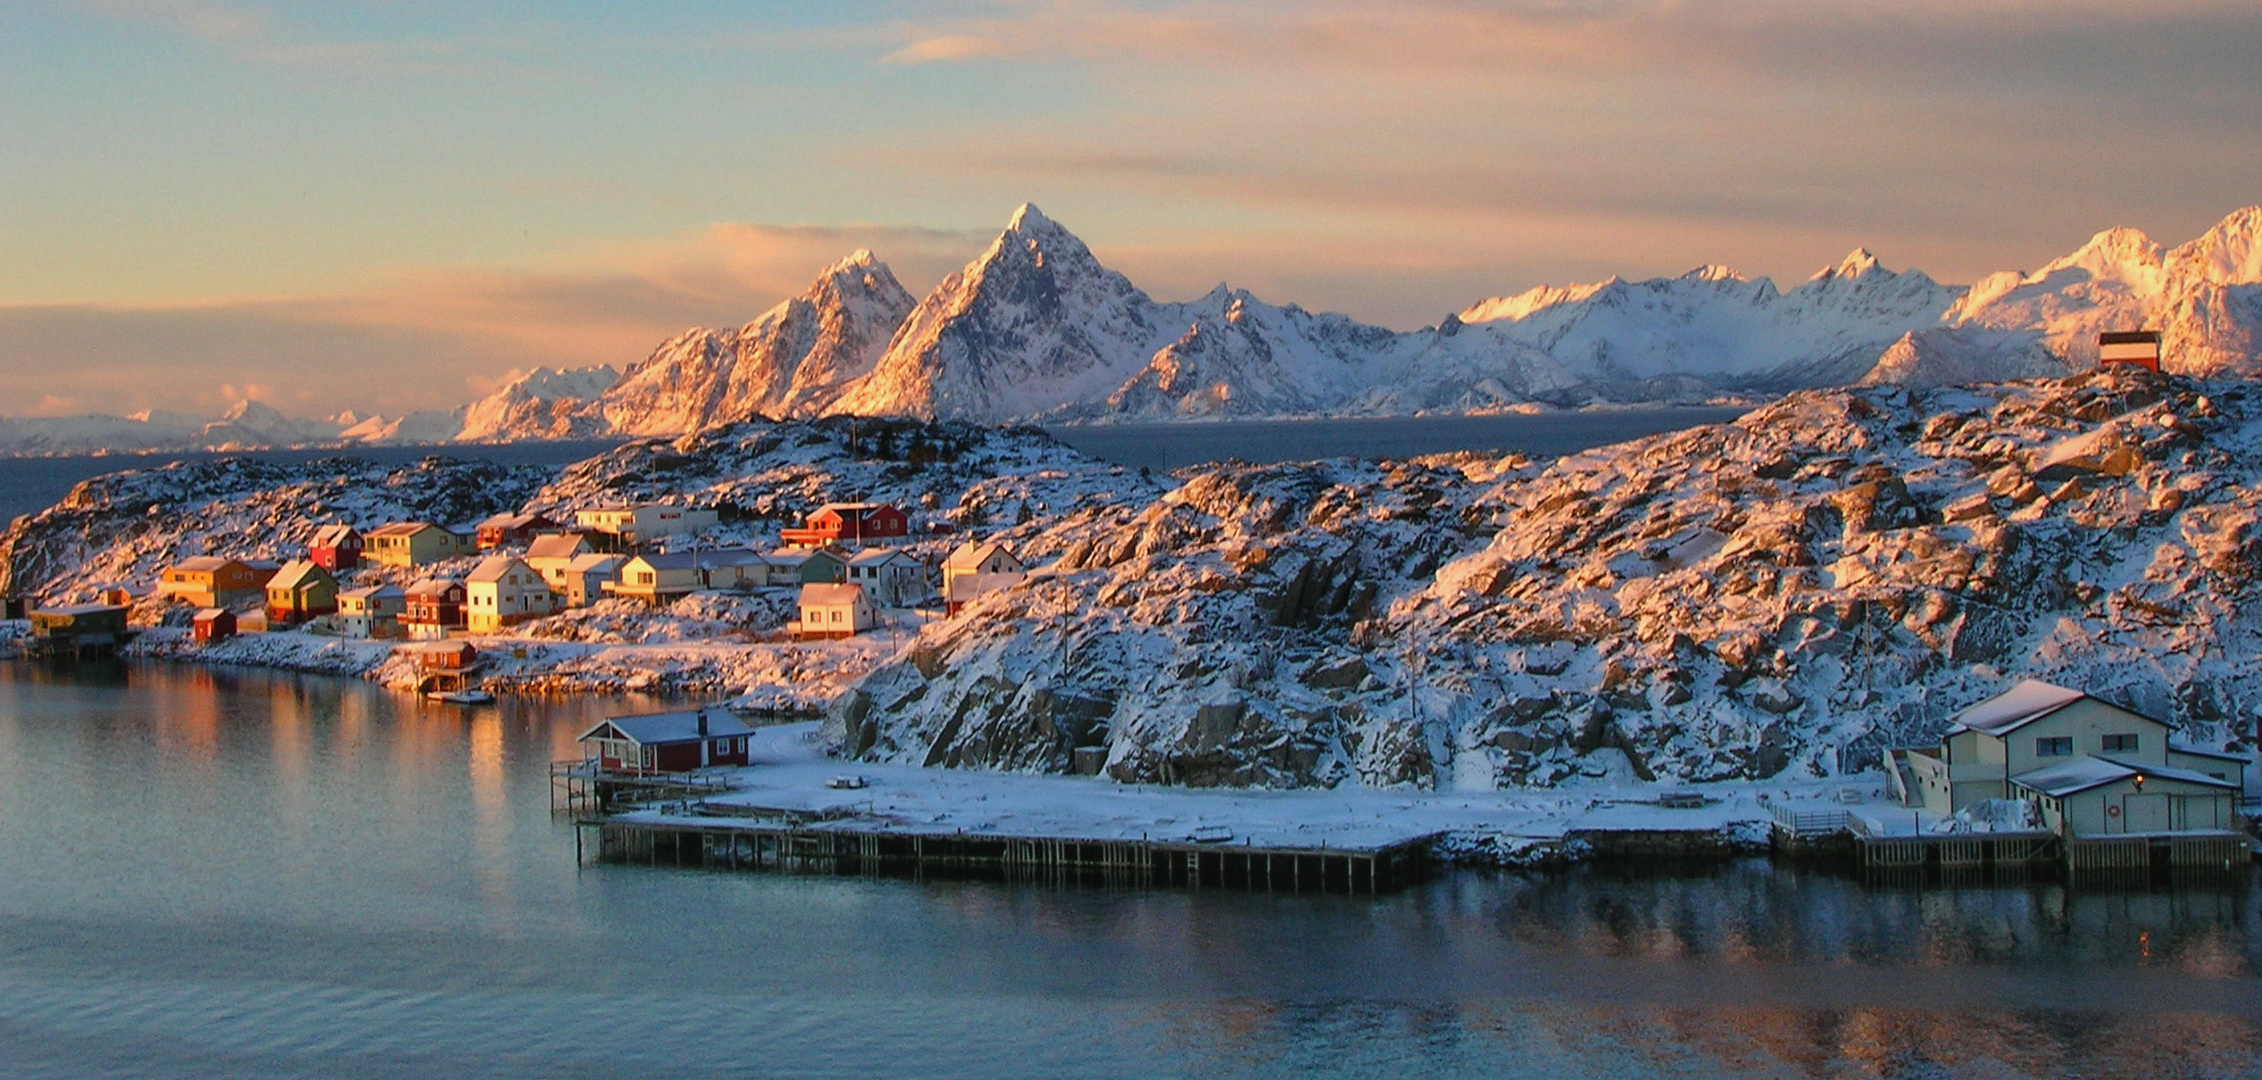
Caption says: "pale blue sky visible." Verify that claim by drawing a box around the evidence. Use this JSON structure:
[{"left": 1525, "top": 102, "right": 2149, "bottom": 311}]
[{"left": 4, "top": 0, "right": 2258, "bottom": 418}]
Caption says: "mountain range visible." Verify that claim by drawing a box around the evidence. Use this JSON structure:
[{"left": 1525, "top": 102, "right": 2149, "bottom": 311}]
[{"left": 6, "top": 204, "right": 2259, "bottom": 455}]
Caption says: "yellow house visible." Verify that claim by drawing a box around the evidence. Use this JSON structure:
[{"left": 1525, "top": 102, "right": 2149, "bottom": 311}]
[{"left": 364, "top": 522, "right": 474, "bottom": 568}]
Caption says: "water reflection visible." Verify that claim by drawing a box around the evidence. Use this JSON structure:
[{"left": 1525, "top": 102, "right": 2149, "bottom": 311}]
[{"left": 0, "top": 660, "right": 2257, "bottom": 1080}]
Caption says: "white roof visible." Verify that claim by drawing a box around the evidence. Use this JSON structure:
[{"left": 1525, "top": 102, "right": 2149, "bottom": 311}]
[
  {"left": 2013, "top": 755, "right": 2241, "bottom": 797},
  {"left": 848, "top": 547, "right": 914, "bottom": 566},
  {"left": 565, "top": 553, "right": 624, "bottom": 573},
  {"left": 943, "top": 540, "right": 1019, "bottom": 571},
  {"left": 1947, "top": 680, "right": 2094, "bottom": 736},
  {"left": 579, "top": 708, "right": 755, "bottom": 747},
  {"left": 526, "top": 533, "right": 592, "bottom": 560},
  {"left": 265, "top": 560, "right": 330, "bottom": 591},
  {"left": 465, "top": 555, "right": 529, "bottom": 584},
  {"left": 337, "top": 584, "right": 405, "bottom": 600},
  {"left": 799, "top": 582, "right": 866, "bottom": 606}
]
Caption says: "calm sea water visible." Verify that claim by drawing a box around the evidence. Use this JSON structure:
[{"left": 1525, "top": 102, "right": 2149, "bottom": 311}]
[{"left": 1, "top": 661, "right": 2257, "bottom": 1080}]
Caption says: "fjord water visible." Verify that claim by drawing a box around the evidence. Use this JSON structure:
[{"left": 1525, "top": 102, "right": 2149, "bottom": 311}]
[{"left": 1, "top": 663, "right": 2258, "bottom": 1080}]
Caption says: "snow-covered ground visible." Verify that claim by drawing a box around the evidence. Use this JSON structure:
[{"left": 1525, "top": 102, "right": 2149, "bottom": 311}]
[{"left": 622, "top": 722, "right": 1885, "bottom": 864}]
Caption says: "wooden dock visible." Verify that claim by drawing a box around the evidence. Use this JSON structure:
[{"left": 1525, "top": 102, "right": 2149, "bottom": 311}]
[
  {"left": 1770, "top": 803, "right": 2253, "bottom": 881},
  {"left": 576, "top": 815, "right": 1437, "bottom": 895}
]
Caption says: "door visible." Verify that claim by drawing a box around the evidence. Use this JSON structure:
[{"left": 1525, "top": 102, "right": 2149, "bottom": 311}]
[{"left": 2120, "top": 793, "right": 2169, "bottom": 833}]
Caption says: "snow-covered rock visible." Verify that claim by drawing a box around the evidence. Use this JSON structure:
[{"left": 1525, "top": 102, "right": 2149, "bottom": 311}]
[
  {"left": 836, "top": 368, "right": 2262, "bottom": 791},
  {"left": 455, "top": 365, "right": 618, "bottom": 442}
]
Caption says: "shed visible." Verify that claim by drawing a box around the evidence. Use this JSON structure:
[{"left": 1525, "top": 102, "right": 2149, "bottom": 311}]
[
  {"left": 578, "top": 708, "right": 755, "bottom": 773},
  {"left": 797, "top": 582, "right": 875, "bottom": 639},
  {"left": 192, "top": 608, "right": 237, "bottom": 642}
]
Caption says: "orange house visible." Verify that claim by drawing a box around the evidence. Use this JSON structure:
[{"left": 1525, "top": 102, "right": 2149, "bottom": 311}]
[{"left": 158, "top": 557, "right": 274, "bottom": 607}]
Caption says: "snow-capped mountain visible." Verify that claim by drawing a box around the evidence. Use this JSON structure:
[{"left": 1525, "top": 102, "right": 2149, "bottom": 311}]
[
  {"left": 8, "top": 204, "right": 2262, "bottom": 457},
  {"left": 455, "top": 365, "right": 618, "bottom": 442},
  {"left": 598, "top": 250, "right": 915, "bottom": 434}
]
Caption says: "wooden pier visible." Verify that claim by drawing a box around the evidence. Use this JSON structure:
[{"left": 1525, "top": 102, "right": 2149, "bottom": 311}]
[
  {"left": 576, "top": 815, "right": 1436, "bottom": 895},
  {"left": 550, "top": 760, "right": 734, "bottom": 816},
  {"left": 1771, "top": 803, "right": 2253, "bottom": 881}
]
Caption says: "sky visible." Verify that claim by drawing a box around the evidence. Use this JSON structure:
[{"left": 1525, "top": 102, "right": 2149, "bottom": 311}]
[{"left": 3, "top": 0, "right": 2258, "bottom": 420}]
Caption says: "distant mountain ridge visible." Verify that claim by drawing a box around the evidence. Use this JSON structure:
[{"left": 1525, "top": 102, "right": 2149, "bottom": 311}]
[{"left": 5, "top": 203, "right": 2258, "bottom": 455}]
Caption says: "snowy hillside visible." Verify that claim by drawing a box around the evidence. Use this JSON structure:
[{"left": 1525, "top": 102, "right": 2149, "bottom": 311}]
[{"left": 836, "top": 368, "right": 2260, "bottom": 790}]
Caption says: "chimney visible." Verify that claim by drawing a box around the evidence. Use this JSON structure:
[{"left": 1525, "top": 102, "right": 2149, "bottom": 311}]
[{"left": 697, "top": 709, "right": 708, "bottom": 737}]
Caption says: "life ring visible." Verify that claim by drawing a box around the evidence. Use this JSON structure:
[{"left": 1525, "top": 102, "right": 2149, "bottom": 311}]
[{"left": 2107, "top": 804, "right": 2122, "bottom": 818}]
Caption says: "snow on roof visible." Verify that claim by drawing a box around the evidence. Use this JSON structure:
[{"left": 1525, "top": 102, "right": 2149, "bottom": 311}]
[
  {"left": 310, "top": 524, "right": 358, "bottom": 545},
  {"left": 848, "top": 547, "right": 913, "bottom": 565},
  {"left": 366, "top": 521, "right": 435, "bottom": 538},
  {"left": 403, "top": 577, "right": 461, "bottom": 596},
  {"left": 943, "top": 540, "right": 1019, "bottom": 571},
  {"left": 477, "top": 512, "right": 547, "bottom": 529},
  {"left": 579, "top": 708, "right": 755, "bottom": 747},
  {"left": 565, "top": 553, "right": 624, "bottom": 572},
  {"left": 1947, "top": 680, "right": 2094, "bottom": 735},
  {"left": 799, "top": 582, "right": 866, "bottom": 606},
  {"left": 192, "top": 607, "right": 231, "bottom": 621},
  {"left": 265, "top": 560, "right": 330, "bottom": 591},
  {"left": 337, "top": 584, "right": 405, "bottom": 600},
  {"left": 465, "top": 555, "right": 527, "bottom": 583},
  {"left": 526, "top": 533, "right": 591, "bottom": 560},
  {"left": 2014, "top": 755, "right": 2241, "bottom": 797},
  {"left": 37, "top": 603, "right": 126, "bottom": 616},
  {"left": 172, "top": 555, "right": 240, "bottom": 572}
]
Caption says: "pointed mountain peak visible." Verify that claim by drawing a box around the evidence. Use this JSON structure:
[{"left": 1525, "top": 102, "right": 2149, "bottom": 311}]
[
  {"left": 1812, "top": 248, "right": 1882, "bottom": 282},
  {"left": 1681, "top": 264, "right": 1743, "bottom": 283},
  {"left": 1006, "top": 202, "right": 1057, "bottom": 233},
  {"left": 2166, "top": 205, "right": 2262, "bottom": 286},
  {"left": 826, "top": 248, "right": 881, "bottom": 272}
]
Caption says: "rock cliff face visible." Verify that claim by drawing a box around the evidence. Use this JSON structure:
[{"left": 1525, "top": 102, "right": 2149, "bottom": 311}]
[{"left": 834, "top": 368, "right": 2262, "bottom": 789}]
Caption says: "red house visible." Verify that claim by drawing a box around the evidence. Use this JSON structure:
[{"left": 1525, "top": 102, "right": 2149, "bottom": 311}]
[
  {"left": 402, "top": 578, "right": 467, "bottom": 640},
  {"left": 308, "top": 524, "right": 363, "bottom": 571},
  {"left": 577, "top": 708, "right": 755, "bottom": 774},
  {"left": 475, "top": 512, "right": 559, "bottom": 550},
  {"left": 2098, "top": 330, "right": 2163, "bottom": 372},
  {"left": 781, "top": 502, "right": 910, "bottom": 549},
  {"left": 191, "top": 608, "right": 236, "bottom": 643}
]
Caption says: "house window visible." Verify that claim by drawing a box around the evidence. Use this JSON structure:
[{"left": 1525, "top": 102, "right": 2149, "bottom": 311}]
[
  {"left": 2102, "top": 734, "right": 2139, "bottom": 753},
  {"left": 2035, "top": 736, "right": 2073, "bottom": 758}
]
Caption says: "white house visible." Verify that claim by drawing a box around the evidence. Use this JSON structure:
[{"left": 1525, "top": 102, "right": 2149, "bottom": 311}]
[
  {"left": 941, "top": 540, "right": 1028, "bottom": 615},
  {"left": 797, "top": 582, "right": 875, "bottom": 640},
  {"left": 464, "top": 556, "right": 557, "bottom": 633},
  {"left": 335, "top": 584, "right": 407, "bottom": 638},
  {"left": 558, "top": 553, "right": 625, "bottom": 607},
  {"left": 526, "top": 532, "right": 596, "bottom": 591},
  {"left": 846, "top": 548, "right": 928, "bottom": 607},
  {"left": 1893, "top": 680, "right": 2247, "bottom": 837},
  {"left": 573, "top": 504, "right": 720, "bottom": 546}
]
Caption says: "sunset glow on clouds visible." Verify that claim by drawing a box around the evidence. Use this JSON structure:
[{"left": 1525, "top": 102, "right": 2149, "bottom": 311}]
[{"left": 3, "top": 0, "right": 2257, "bottom": 417}]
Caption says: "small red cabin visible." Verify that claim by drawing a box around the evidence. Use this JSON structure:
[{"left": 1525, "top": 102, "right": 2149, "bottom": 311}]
[
  {"left": 2098, "top": 330, "right": 2163, "bottom": 373},
  {"left": 191, "top": 608, "right": 236, "bottom": 642},
  {"left": 414, "top": 640, "right": 479, "bottom": 672},
  {"left": 781, "top": 502, "right": 909, "bottom": 548},
  {"left": 578, "top": 708, "right": 755, "bottom": 774},
  {"left": 308, "top": 524, "right": 364, "bottom": 572}
]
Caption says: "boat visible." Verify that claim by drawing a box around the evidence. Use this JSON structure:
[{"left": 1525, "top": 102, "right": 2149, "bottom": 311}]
[
  {"left": 826, "top": 774, "right": 871, "bottom": 790},
  {"left": 426, "top": 689, "right": 496, "bottom": 705}
]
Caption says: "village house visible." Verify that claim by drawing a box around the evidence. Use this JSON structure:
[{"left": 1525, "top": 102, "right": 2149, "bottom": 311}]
[
  {"left": 191, "top": 608, "right": 236, "bottom": 643},
  {"left": 525, "top": 532, "right": 596, "bottom": 590},
  {"left": 557, "top": 553, "right": 626, "bottom": 607},
  {"left": 365, "top": 522, "right": 475, "bottom": 568},
  {"left": 465, "top": 556, "right": 557, "bottom": 633},
  {"left": 408, "top": 639, "right": 482, "bottom": 694},
  {"left": 845, "top": 547, "right": 928, "bottom": 607},
  {"left": 335, "top": 584, "right": 407, "bottom": 638},
  {"left": 796, "top": 582, "right": 875, "bottom": 640},
  {"left": 781, "top": 502, "right": 910, "bottom": 549},
  {"left": 28, "top": 604, "right": 131, "bottom": 656},
  {"left": 604, "top": 552, "right": 707, "bottom": 605},
  {"left": 1894, "top": 680, "right": 2247, "bottom": 837},
  {"left": 157, "top": 556, "right": 274, "bottom": 608},
  {"left": 572, "top": 504, "right": 720, "bottom": 548},
  {"left": 941, "top": 541, "right": 1028, "bottom": 615},
  {"left": 401, "top": 578, "right": 467, "bottom": 640},
  {"left": 771, "top": 545, "right": 849, "bottom": 585},
  {"left": 307, "top": 524, "right": 363, "bottom": 571},
  {"left": 263, "top": 560, "right": 340, "bottom": 626},
  {"left": 474, "top": 512, "right": 558, "bottom": 550},
  {"left": 577, "top": 707, "right": 754, "bottom": 774},
  {"left": 698, "top": 548, "right": 777, "bottom": 591}
]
